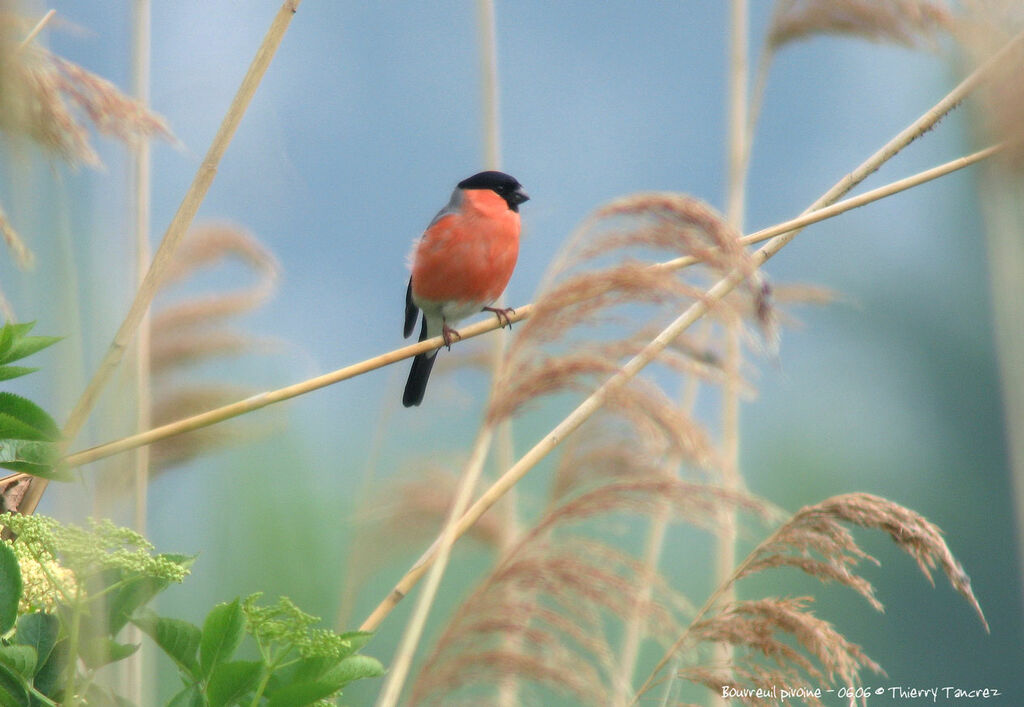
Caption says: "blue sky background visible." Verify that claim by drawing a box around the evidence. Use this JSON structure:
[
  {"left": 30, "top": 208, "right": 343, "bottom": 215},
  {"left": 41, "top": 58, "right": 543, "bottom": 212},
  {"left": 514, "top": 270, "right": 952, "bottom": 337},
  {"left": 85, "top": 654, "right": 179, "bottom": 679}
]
[{"left": 2, "top": 1, "right": 1021, "bottom": 703}]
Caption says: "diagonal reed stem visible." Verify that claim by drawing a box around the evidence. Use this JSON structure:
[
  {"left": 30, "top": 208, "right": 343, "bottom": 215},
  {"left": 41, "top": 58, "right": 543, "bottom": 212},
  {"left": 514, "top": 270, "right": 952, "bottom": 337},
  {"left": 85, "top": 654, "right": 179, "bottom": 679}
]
[
  {"left": 16, "top": 0, "right": 303, "bottom": 516},
  {"left": 15, "top": 9, "right": 56, "bottom": 52},
  {"left": 44, "top": 142, "right": 999, "bottom": 474},
  {"left": 357, "top": 28, "right": 1024, "bottom": 632}
]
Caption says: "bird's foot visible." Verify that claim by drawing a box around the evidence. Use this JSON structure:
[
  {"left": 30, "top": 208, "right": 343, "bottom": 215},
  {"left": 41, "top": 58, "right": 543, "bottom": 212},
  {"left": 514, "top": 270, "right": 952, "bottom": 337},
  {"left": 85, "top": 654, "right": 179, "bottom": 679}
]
[
  {"left": 483, "top": 306, "right": 516, "bottom": 330},
  {"left": 442, "top": 323, "right": 462, "bottom": 349}
]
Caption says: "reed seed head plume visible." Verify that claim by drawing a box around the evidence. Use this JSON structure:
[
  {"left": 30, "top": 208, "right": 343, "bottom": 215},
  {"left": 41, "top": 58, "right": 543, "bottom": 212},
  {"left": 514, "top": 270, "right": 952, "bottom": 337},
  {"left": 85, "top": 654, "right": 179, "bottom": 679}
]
[
  {"left": 409, "top": 467, "right": 776, "bottom": 705},
  {"left": 490, "top": 193, "right": 774, "bottom": 427},
  {"left": 148, "top": 224, "right": 280, "bottom": 473},
  {"left": 732, "top": 493, "right": 988, "bottom": 628},
  {"left": 637, "top": 494, "right": 985, "bottom": 704},
  {"left": 768, "top": 0, "right": 953, "bottom": 51},
  {"left": 685, "top": 596, "right": 883, "bottom": 706},
  {"left": 149, "top": 386, "right": 264, "bottom": 470},
  {"left": 0, "top": 203, "right": 32, "bottom": 270},
  {"left": 356, "top": 468, "right": 512, "bottom": 554},
  {"left": 0, "top": 7, "right": 173, "bottom": 167},
  {"left": 410, "top": 536, "right": 677, "bottom": 705}
]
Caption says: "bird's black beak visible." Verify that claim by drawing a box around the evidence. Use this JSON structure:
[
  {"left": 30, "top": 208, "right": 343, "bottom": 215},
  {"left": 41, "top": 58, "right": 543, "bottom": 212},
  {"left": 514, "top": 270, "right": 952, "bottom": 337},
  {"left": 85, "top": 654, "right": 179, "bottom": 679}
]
[{"left": 512, "top": 187, "right": 530, "bottom": 206}]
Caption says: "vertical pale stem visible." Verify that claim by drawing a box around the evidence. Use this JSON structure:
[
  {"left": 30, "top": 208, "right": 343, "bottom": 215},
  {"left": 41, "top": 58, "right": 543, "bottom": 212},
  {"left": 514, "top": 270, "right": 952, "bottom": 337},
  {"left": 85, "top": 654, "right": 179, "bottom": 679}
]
[
  {"left": 725, "top": 0, "right": 749, "bottom": 229},
  {"left": 714, "top": 2, "right": 748, "bottom": 699},
  {"left": 474, "top": 3, "right": 523, "bottom": 704},
  {"left": 125, "top": 1, "right": 152, "bottom": 703},
  {"left": 978, "top": 168, "right": 1024, "bottom": 615},
  {"left": 712, "top": 318, "right": 741, "bottom": 692},
  {"left": 614, "top": 478, "right": 672, "bottom": 705},
  {"left": 477, "top": 0, "right": 502, "bottom": 171}
]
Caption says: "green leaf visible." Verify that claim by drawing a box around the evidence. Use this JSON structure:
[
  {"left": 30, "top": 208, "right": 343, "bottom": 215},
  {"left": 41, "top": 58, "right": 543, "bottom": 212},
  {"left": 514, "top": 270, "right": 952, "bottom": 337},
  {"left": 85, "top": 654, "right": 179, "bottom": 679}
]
[
  {"left": 0, "top": 368, "right": 38, "bottom": 383},
  {"left": 134, "top": 613, "right": 201, "bottom": 677},
  {"left": 0, "top": 394, "right": 60, "bottom": 442},
  {"left": 0, "top": 646, "right": 35, "bottom": 679},
  {"left": 107, "top": 575, "right": 169, "bottom": 634},
  {"left": 0, "top": 324, "right": 14, "bottom": 359},
  {"left": 0, "top": 661, "right": 29, "bottom": 706},
  {"left": 336, "top": 631, "right": 373, "bottom": 658},
  {"left": 207, "top": 660, "right": 263, "bottom": 707},
  {"left": 167, "top": 684, "right": 207, "bottom": 707},
  {"left": 30, "top": 638, "right": 66, "bottom": 697},
  {"left": 0, "top": 541, "right": 22, "bottom": 634},
  {"left": 14, "top": 613, "right": 59, "bottom": 671},
  {"left": 288, "top": 655, "right": 340, "bottom": 684},
  {"left": 0, "top": 415, "right": 48, "bottom": 444},
  {"left": 79, "top": 637, "right": 139, "bottom": 669},
  {"left": 266, "top": 681, "right": 341, "bottom": 707},
  {"left": 0, "top": 440, "right": 67, "bottom": 480},
  {"left": 2, "top": 335, "right": 61, "bottom": 366},
  {"left": 324, "top": 654, "right": 384, "bottom": 686},
  {"left": 199, "top": 599, "right": 246, "bottom": 678}
]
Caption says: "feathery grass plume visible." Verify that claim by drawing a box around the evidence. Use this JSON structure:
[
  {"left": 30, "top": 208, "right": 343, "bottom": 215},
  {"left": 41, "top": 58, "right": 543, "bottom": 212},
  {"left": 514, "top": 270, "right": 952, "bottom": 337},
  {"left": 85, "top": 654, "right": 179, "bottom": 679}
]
[
  {"left": 548, "top": 419, "right": 677, "bottom": 505},
  {"left": 491, "top": 193, "right": 773, "bottom": 427},
  {"left": 768, "top": 0, "right": 953, "bottom": 51},
  {"left": 638, "top": 493, "right": 986, "bottom": 704},
  {"left": 953, "top": 1, "right": 1024, "bottom": 167},
  {"left": 740, "top": 492, "right": 987, "bottom": 628},
  {"left": 356, "top": 467, "right": 513, "bottom": 553},
  {"left": 343, "top": 465, "right": 514, "bottom": 617},
  {"left": 0, "top": 203, "right": 32, "bottom": 269},
  {"left": 684, "top": 597, "right": 882, "bottom": 707},
  {"left": 149, "top": 386, "right": 263, "bottom": 469},
  {"left": 408, "top": 468, "right": 776, "bottom": 706},
  {"left": 0, "top": 7, "right": 173, "bottom": 167},
  {"left": 146, "top": 223, "right": 280, "bottom": 473}
]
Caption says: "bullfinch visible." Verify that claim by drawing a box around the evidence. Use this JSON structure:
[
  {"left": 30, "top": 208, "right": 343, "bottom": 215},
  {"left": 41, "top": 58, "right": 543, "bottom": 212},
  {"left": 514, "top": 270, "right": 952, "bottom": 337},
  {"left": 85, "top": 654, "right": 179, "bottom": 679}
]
[{"left": 403, "top": 171, "right": 529, "bottom": 407}]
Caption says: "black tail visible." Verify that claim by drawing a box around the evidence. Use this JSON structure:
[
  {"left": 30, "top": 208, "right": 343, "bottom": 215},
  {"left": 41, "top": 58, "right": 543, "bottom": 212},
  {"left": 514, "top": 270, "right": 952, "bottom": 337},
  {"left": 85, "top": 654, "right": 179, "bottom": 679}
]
[
  {"left": 403, "top": 316, "right": 436, "bottom": 407},
  {"left": 403, "top": 351, "right": 437, "bottom": 407}
]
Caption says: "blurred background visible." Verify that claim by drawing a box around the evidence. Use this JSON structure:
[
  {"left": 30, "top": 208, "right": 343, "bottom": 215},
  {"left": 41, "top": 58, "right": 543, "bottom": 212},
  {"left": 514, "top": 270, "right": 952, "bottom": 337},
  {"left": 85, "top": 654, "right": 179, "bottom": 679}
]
[{"left": 1, "top": 0, "right": 1020, "bottom": 703}]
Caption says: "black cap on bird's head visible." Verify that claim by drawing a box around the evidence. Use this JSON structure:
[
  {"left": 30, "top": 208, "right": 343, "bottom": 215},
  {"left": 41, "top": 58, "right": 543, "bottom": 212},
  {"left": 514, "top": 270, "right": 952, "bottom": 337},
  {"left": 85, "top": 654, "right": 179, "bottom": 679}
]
[{"left": 458, "top": 170, "right": 530, "bottom": 212}]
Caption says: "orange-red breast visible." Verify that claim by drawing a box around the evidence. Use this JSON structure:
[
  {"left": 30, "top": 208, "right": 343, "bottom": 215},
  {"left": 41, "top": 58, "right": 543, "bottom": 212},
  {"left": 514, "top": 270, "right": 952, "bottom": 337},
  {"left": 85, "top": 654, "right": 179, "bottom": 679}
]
[{"left": 403, "top": 171, "right": 529, "bottom": 407}]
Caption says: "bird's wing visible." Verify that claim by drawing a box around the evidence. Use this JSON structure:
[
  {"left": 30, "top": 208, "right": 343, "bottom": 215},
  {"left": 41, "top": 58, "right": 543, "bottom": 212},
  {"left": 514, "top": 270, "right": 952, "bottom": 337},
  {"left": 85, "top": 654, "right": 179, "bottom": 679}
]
[{"left": 404, "top": 277, "right": 419, "bottom": 338}]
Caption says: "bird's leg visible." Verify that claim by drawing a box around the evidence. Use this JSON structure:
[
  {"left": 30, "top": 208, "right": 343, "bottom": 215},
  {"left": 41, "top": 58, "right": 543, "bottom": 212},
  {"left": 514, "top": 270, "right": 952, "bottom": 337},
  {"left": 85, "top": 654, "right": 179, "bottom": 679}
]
[
  {"left": 483, "top": 306, "right": 516, "bottom": 330},
  {"left": 442, "top": 321, "right": 462, "bottom": 349}
]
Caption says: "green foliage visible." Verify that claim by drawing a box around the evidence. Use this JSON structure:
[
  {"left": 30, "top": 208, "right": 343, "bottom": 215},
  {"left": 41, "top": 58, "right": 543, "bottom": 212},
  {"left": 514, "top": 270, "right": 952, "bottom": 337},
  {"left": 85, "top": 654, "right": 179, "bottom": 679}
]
[
  {"left": 0, "top": 322, "right": 64, "bottom": 480},
  {"left": 148, "top": 595, "right": 383, "bottom": 706},
  {"left": 0, "top": 323, "right": 61, "bottom": 383},
  {"left": 0, "top": 513, "right": 380, "bottom": 706}
]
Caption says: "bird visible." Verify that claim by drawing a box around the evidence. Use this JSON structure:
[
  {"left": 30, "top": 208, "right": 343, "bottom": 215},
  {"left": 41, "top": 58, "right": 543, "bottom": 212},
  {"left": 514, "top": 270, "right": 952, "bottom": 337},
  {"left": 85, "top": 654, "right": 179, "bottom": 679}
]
[{"left": 403, "top": 170, "right": 529, "bottom": 407}]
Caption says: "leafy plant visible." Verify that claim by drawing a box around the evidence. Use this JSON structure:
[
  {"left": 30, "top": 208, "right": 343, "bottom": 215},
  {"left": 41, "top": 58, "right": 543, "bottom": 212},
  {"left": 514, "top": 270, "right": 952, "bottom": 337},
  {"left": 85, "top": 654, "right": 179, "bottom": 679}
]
[
  {"left": 0, "top": 322, "right": 64, "bottom": 483},
  {"left": 0, "top": 513, "right": 381, "bottom": 706}
]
